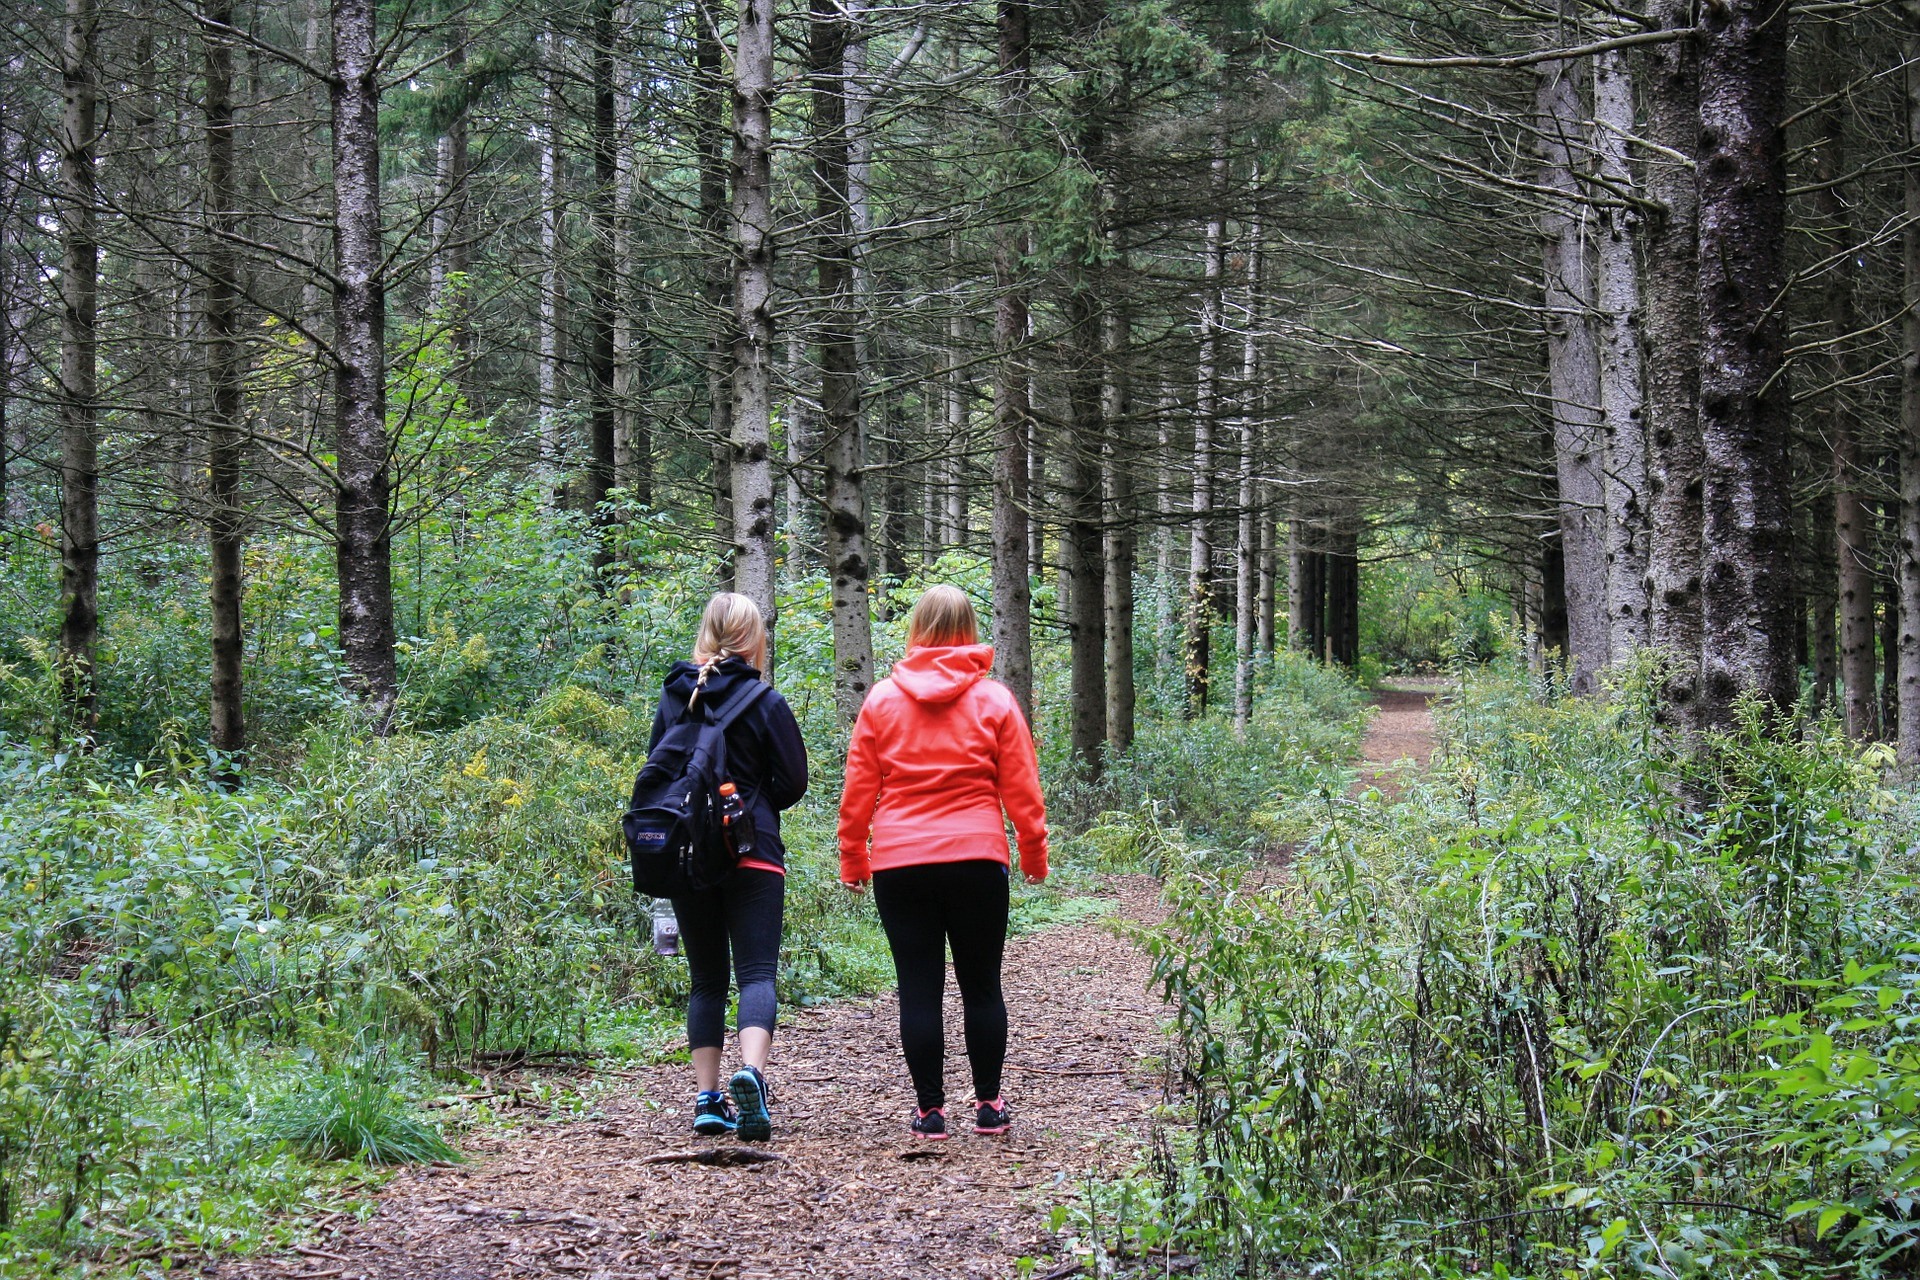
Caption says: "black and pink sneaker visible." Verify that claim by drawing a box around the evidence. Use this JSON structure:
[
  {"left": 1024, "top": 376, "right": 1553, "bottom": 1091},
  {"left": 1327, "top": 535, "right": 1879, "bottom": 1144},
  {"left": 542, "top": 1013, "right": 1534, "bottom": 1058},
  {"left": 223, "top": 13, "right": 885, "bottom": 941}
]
[
  {"left": 910, "top": 1106, "right": 949, "bottom": 1140},
  {"left": 974, "top": 1098, "right": 1011, "bottom": 1135}
]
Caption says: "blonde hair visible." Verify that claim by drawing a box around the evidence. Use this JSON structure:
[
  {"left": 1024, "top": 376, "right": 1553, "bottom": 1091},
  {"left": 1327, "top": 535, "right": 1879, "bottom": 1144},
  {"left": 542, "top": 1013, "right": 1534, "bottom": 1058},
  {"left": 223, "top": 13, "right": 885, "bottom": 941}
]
[
  {"left": 905, "top": 585, "right": 980, "bottom": 650},
  {"left": 692, "top": 592, "right": 769, "bottom": 673}
]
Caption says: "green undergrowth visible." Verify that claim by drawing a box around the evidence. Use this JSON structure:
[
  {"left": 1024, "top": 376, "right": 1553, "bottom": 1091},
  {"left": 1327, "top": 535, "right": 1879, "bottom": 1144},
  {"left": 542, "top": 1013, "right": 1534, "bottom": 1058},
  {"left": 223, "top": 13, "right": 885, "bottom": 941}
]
[
  {"left": 1056, "top": 658, "right": 1920, "bottom": 1279},
  {"left": 0, "top": 534, "right": 1369, "bottom": 1276}
]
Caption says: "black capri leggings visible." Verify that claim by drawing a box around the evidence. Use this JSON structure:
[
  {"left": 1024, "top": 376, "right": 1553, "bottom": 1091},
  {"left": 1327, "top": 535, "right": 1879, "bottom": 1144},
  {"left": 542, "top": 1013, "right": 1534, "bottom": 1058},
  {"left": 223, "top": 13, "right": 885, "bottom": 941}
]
[
  {"left": 872, "top": 859, "right": 1010, "bottom": 1111},
  {"left": 671, "top": 865, "right": 785, "bottom": 1051}
]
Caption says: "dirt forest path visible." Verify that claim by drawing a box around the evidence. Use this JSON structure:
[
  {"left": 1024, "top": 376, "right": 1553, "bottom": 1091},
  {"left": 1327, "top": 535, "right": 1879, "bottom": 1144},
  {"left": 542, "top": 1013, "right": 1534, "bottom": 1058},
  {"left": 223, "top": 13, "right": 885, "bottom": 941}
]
[
  {"left": 234, "top": 879, "right": 1167, "bottom": 1280},
  {"left": 1352, "top": 678, "right": 1445, "bottom": 799},
  {"left": 230, "top": 689, "right": 1440, "bottom": 1280}
]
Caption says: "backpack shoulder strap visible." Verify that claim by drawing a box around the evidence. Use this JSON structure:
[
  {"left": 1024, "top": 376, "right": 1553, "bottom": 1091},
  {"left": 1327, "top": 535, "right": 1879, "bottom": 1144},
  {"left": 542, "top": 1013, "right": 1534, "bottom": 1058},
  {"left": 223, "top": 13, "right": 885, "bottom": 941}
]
[{"left": 708, "top": 680, "right": 769, "bottom": 733}]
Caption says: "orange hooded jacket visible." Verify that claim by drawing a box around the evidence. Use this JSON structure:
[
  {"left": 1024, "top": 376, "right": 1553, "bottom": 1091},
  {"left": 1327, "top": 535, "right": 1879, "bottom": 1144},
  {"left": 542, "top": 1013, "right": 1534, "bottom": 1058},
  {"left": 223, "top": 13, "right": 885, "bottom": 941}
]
[{"left": 836, "top": 643, "right": 1049, "bottom": 883}]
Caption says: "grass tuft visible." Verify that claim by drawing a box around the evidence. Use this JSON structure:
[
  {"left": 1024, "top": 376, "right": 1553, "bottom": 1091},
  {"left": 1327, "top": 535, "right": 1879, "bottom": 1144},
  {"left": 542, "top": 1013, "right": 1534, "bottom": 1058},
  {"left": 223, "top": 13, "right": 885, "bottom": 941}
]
[{"left": 258, "top": 1066, "right": 459, "bottom": 1165}]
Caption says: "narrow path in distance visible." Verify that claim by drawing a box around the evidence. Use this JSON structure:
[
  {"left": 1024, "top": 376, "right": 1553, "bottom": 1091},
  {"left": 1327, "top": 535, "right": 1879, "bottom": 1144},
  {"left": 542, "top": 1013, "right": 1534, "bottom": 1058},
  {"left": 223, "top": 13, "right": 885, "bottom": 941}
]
[
  {"left": 1352, "top": 677, "right": 1445, "bottom": 800},
  {"left": 233, "top": 879, "right": 1166, "bottom": 1280}
]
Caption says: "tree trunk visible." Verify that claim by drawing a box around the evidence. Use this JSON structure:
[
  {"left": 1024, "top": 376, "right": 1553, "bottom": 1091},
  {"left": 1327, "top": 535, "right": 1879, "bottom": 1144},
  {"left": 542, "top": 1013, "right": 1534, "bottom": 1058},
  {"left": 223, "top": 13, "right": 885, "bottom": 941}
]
[
  {"left": 1884, "top": 570, "right": 1901, "bottom": 741},
  {"left": 989, "top": 0, "right": 1033, "bottom": 727},
  {"left": 1027, "top": 407, "right": 1045, "bottom": 584},
  {"left": 695, "top": 2, "right": 733, "bottom": 579},
  {"left": 944, "top": 271, "right": 968, "bottom": 548},
  {"left": 429, "top": 16, "right": 468, "bottom": 356},
  {"left": 729, "top": 0, "right": 777, "bottom": 636},
  {"left": 1233, "top": 216, "right": 1261, "bottom": 729},
  {"left": 1643, "top": 0, "right": 1704, "bottom": 718},
  {"left": 0, "top": 54, "right": 28, "bottom": 527},
  {"left": 1813, "top": 28, "right": 1873, "bottom": 738},
  {"left": 1288, "top": 516, "right": 1321, "bottom": 656},
  {"left": 1541, "top": 537, "right": 1570, "bottom": 663},
  {"left": 1326, "top": 529, "right": 1358, "bottom": 668},
  {"left": 538, "top": 30, "right": 566, "bottom": 491},
  {"left": 612, "top": 2, "right": 648, "bottom": 503},
  {"left": 1064, "top": 283, "right": 1107, "bottom": 773},
  {"left": 1256, "top": 479, "right": 1276, "bottom": 656},
  {"left": 784, "top": 330, "right": 817, "bottom": 562},
  {"left": 1537, "top": 52, "right": 1608, "bottom": 695},
  {"left": 585, "top": 0, "right": 618, "bottom": 565},
  {"left": 204, "top": 0, "right": 246, "bottom": 775},
  {"left": 1899, "top": 10, "right": 1920, "bottom": 767},
  {"left": 811, "top": 0, "right": 873, "bottom": 726},
  {"left": 58, "top": 0, "right": 99, "bottom": 730},
  {"left": 1695, "top": 0, "right": 1795, "bottom": 729},
  {"left": 1593, "top": 49, "right": 1649, "bottom": 660},
  {"left": 1185, "top": 142, "right": 1227, "bottom": 717},
  {"left": 1103, "top": 289, "right": 1135, "bottom": 753},
  {"left": 330, "top": 0, "right": 398, "bottom": 729},
  {"left": 1810, "top": 482, "right": 1839, "bottom": 714}
]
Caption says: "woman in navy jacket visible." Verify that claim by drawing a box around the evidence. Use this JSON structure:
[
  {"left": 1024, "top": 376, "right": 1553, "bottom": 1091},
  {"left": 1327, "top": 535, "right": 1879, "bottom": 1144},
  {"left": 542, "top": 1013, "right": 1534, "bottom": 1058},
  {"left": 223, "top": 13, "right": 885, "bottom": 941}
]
[{"left": 648, "top": 593, "right": 807, "bottom": 1140}]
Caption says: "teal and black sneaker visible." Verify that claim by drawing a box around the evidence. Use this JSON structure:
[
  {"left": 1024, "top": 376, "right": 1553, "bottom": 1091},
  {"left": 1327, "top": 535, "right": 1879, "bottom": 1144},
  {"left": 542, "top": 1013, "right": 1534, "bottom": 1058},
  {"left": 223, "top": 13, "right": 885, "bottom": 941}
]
[
  {"left": 692, "top": 1090, "right": 737, "bottom": 1136},
  {"left": 729, "top": 1065, "right": 773, "bottom": 1142}
]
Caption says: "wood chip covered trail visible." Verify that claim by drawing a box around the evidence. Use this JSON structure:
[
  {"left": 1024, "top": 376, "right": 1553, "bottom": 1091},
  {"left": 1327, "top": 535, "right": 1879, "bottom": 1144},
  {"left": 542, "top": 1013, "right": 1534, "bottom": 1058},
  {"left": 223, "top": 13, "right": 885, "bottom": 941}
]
[{"left": 237, "top": 878, "right": 1166, "bottom": 1280}]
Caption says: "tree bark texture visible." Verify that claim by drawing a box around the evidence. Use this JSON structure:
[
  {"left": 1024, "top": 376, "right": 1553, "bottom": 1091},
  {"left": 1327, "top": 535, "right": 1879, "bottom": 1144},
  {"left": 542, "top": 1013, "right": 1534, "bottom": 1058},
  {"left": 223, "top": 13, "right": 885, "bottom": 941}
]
[
  {"left": 538, "top": 32, "right": 565, "bottom": 488},
  {"left": 1820, "top": 50, "right": 1876, "bottom": 738},
  {"left": 1103, "top": 292, "right": 1135, "bottom": 754},
  {"left": 0, "top": 61, "right": 20, "bottom": 526},
  {"left": 585, "top": 0, "right": 618, "bottom": 566},
  {"left": 58, "top": 0, "right": 99, "bottom": 729},
  {"left": 204, "top": 0, "right": 246, "bottom": 771},
  {"left": 1233, "top": 219, "right": 1261, "bottom": 729},
  {"left": 1809, "top": 482, "right": 1839, "bottom": 714},
  {"left": 1593, "top": 50, "right": 1649, "bottom": 660},
  {"left": 1642, "top": 0, "right": 1704, "bottom": 718},
  {"left": 1695, "top": 0, "right": 1796, "bottom": 728},
  {"left": 1185, "top": 142, "right": 1227, "bottom": 717},
  {"left": 1536, "top": 53, "right": 1608, "bottom": 695},
  {"left": 1898, "top": 9, "right": 1920, "bottom": 765},
  {"left": 695, "top": 2, "right": 733, "bottom": 576},
  {"left": 612, "top": 2, "right": 649, "bottom": 504},
  {"left": 989, "top": 0, "right": 1034, "bottom": 727},
  {"left": 811, "top": 0, "right": 874, "bottom": 727},
  {"left": 1064, "top": 282, "right": 1107, "bottom": 773},
  {"left": 729, "top": 0, "right": 777, "bottom": 629},
  {"left": 330, "top": 0, "right": 399, "bottom": 729}
]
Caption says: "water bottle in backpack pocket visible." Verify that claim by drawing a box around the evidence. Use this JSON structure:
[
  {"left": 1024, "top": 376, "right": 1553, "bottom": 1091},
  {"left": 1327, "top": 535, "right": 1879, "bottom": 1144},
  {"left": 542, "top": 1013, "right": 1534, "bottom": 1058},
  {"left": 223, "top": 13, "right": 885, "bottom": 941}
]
[{"left": 623, "top": 681, "right": 768, "bottom": 897}]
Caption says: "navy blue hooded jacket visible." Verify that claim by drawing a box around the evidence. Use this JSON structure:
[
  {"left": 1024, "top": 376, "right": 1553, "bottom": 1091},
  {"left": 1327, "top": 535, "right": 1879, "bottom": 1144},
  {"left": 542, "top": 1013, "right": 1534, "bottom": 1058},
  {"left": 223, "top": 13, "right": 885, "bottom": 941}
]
[{"left": 647, "top": 656, "right": 809, "bottom": 872}]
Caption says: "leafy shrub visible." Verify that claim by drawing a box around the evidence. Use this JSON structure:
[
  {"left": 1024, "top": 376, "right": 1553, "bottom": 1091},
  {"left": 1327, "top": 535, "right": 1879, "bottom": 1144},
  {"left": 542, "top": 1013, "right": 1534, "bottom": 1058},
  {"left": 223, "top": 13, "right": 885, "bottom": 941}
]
[
  {"left": 1121, "top": 658, "right": 1920, "bottom": 1278},
  {"left": 1049, "top": 648, "right": 1368, "bottom": 853}
]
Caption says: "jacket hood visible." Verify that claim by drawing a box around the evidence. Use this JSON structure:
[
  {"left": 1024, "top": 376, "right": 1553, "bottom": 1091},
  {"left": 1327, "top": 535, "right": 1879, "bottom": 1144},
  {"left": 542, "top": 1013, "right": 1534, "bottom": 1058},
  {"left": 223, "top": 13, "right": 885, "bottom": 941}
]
[
  {"left": 890, "top": 643, "right": 995, "bottom": 704},
  {"left": 663, "top": 655, "right": 764, "bottom": 715}
]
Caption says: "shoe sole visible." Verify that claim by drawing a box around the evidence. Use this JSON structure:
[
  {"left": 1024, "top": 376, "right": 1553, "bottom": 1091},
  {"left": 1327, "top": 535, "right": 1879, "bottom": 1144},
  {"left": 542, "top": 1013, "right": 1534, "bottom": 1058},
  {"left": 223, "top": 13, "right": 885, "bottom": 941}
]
[
  {"left": 692, "top": 1117, "right": 736, "bottom": 1137},
  {"left": 974, "top": 1123, "right": 1010, "bottom": 1135},
  {"left": 912, "top": 1129, "right": 950, "bottom": 1140},
  {"left": 730, "top": 1070, "right": 771, "bottom": 1142}
]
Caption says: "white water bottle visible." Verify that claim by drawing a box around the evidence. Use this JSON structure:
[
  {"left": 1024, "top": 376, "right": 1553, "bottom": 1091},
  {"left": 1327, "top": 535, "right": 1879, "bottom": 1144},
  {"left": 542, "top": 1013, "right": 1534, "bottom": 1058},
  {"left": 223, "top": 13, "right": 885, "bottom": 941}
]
[{"left": 650, "top": 901, "right": 681, "bottom": 957}]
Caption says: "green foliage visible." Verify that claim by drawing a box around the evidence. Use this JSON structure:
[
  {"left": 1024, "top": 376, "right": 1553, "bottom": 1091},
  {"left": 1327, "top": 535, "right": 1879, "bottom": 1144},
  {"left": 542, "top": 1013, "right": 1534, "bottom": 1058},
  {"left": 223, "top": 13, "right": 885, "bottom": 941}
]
[
  {"left": 1084, "top": 658, "right": 1920, "bottom": 1278},
  {"left": 1360, "top": 539, "right": 1508, "bottom": 670},
  {"left": 257, "top": 1061, "right": 458, "bottom": 1165},
  {"left": 1053, "top": 648, "right": 1368, "bottom": 854}
]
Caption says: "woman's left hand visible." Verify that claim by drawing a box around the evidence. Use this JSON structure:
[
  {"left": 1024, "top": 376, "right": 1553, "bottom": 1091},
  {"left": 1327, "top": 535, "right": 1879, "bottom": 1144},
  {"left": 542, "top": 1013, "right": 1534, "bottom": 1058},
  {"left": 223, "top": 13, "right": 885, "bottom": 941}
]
[{"left": 841, "top": 877, "right": 870, "bottom": 894}]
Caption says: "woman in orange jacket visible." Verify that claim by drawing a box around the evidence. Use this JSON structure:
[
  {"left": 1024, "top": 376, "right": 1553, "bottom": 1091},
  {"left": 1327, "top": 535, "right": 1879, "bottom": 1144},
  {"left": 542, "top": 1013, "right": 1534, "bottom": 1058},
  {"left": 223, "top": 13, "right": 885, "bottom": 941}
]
[{"left": 837, "top": 585, "right": 1049, "bottom": 1139}]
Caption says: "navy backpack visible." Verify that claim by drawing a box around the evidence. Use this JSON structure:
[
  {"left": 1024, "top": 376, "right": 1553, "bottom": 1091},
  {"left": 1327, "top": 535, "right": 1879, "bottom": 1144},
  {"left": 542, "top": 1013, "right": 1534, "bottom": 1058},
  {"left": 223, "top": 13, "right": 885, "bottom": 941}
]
[{"left": 622, "top": 680, "right": 767, "bottom": 898}]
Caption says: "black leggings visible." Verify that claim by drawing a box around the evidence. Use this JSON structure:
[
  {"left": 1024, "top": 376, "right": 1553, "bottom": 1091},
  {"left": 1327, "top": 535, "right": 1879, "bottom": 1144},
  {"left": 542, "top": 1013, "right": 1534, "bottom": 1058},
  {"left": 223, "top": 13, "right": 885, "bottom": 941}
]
[
  {"left": 872, "top": 859, "right": 1010, "bottom": 1111},
  {"left": 672, "top": 865, "right": 784, "bottom": 1052}
]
